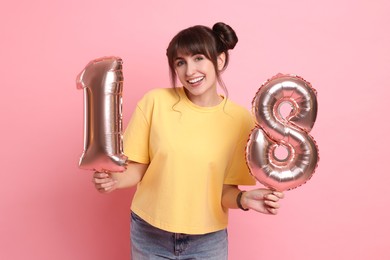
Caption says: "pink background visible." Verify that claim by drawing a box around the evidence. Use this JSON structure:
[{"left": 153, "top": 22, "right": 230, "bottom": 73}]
[{"left": 1, "top": 0, "right": 389, "bottom": 259}]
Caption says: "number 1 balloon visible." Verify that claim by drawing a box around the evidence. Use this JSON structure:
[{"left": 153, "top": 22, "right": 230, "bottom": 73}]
[
  {"left": 246, "top": 74, "right": 319, "bottom": 191},
  {"left": 76, "top": 56, "right": 128, "bottom": 172}
]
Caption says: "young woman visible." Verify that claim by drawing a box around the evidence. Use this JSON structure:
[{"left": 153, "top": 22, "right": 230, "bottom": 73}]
[{"left": 93, "top": 22, "right": 284, "bottom": 259}]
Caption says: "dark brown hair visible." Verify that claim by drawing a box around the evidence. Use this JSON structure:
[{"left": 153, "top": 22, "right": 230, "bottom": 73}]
[{"left": 166, "top": 22, "right": 238, "bottom": 95}]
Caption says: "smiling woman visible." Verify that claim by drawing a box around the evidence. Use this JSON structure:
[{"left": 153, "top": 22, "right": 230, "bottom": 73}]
[
  {"left": 167, "top": 23, "right": 237, "bottom": 88},
  {"left": 92, "top": 22, "right": 284, "bottom": 259},
  {"left": 173, "top": 53, "right": 223, "bottom": 106}
]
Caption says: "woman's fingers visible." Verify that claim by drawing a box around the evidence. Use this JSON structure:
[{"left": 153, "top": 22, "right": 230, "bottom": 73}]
[
  {"left": 94, "top": 177, "right": 113, "bottom": 184},
  {"left": 263, "top": 200, "right": 280, "bottom": 215},
  {"left": 272, "top": 191, "right": 284, "bottom": 199},
  {"left": 264, "top": 191, "right": 284, "bottom": 214},
  {"left": 92, "top": 171, "right": 117, "bottom": 193},
  {"left": 266, "top": 208, "right": 278, "bottom": 215},
  {"left": 264, "top": 193, "right": 283, "bottom": 202},
  {"left": 95, "top": 180, "right": 117, "bottom": 192},
  {"left": 93, "top": 172, "right": 109, "bottom": 179},
  {"left": 264, "top": 199, "right": 280, "bottom": 209}
]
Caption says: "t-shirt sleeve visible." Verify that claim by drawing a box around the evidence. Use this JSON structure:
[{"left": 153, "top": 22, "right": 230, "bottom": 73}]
[
  {"left": 123, "top": 97, "right": 152, "bottom": 164},
  {"left": 224, "top": 109, "right": 256, "bottom": 186}
]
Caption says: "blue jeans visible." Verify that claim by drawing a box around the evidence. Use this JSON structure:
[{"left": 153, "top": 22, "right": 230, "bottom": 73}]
[{"left": 130, "top": 212, "right": 228, "bottom": 260}]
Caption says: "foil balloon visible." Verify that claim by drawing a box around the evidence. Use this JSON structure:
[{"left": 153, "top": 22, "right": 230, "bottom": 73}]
[
  {"left": 246, "top": 74, "right": 319, "bottom": 191},
  {"left": 76, "top": 56, "right": 128, "bottom": 172}
]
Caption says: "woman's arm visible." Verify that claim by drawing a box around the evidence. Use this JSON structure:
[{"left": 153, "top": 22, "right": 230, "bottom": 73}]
[
  {"left": 222, "top": 184, "right": 284, "bottom": 214},
  {"left": 221, "top": 184, "right": 241, "bottom": 209},
  {"left": 93, "top": 160, "right": 148, "bottom": 193}
]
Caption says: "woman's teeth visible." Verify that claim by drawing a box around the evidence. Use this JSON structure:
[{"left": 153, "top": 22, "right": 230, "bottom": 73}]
[{"left": 188, "top": 77, "right": 204, "bottom": 84}]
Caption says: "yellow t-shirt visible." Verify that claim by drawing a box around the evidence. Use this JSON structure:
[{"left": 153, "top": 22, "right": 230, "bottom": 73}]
[{"left": 124, "top": 87, "right": 255, "bottom": 234}]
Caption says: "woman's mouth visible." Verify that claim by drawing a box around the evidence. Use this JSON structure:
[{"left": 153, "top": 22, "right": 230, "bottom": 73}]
[{"left": 187, "top": 76, "right": 204, "bottom": 85}]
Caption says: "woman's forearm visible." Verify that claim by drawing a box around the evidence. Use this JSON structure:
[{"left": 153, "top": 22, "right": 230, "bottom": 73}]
[
  {"left": 111, "top": 161, "right": 148, "bottom": 189},
  {"left": 221, "top": 184, "right": 241, "bottom": 209}
]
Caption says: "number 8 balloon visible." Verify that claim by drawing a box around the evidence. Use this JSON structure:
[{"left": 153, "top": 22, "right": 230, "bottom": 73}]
[
  {"left": 76, "top": 56, "right": 128, "bottom": 172},
  {"left": 246, "top": 74, "right": 319, "bottom": 191}
]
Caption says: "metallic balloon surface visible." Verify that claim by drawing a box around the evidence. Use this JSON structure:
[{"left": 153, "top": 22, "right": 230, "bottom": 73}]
[
  {"left": 246, "top": 74, "right": 319, "bottom": 191},
  {"left": 77, "top": 56, "right": 127, "bottom": 172}
]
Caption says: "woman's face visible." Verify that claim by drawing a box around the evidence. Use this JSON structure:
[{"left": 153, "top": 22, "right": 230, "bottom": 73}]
[{"left": 174, "top": 53, "right": 225, "bottom": 106}]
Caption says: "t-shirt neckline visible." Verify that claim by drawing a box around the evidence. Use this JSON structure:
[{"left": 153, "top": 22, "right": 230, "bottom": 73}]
[{"left": 178, "top": 87, "right": 226, "bottom": 112}]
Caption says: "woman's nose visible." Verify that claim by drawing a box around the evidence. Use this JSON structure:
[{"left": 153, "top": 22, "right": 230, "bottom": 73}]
[{"left": 185, "top": 61, "right": 195, "bottom": 76}]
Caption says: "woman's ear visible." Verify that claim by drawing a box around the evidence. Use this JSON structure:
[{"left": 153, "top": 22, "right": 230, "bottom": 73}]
[{"left": 217, "top": 53, "right": 226, "bottom": 71}]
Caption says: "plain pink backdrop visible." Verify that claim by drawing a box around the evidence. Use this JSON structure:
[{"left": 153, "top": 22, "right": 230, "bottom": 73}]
[{"left": 1, "top": 0, "right": 389, "bottom": 259}]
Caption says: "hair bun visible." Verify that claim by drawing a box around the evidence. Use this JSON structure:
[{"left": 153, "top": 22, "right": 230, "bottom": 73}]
[{"left": 212, "top": 22, "right": 238, "bottom": 51}]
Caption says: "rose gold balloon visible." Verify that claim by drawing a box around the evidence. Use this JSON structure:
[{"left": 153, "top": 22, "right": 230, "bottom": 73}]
[
  {"left": 246, "top": 74, "right": 319, "bottom": 191},
  {"left": 76, "top": 56, "right": 127, "bottom": 172}
]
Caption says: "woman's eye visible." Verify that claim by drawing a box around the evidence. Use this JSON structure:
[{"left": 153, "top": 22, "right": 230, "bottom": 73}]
[
  {"left": 195, "top": 55, "right": 204, "bottom": 61},
  {"left": 175, "top": 60, "right": 184, "bottom": 67}
]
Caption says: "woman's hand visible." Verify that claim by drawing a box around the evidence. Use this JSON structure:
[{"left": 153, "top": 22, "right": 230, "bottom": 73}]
[
  {"left": 241, "top": 189, "right": 284, "bottom": 215},
  {"left": 92, "top": 171, "right": 118, "bottom": 193},
  {"left": 91, "top": 161, "right": 149, "bottom": 193}
]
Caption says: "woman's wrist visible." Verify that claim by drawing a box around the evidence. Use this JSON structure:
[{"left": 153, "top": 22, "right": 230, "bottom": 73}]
[{"left": 236, "top": 190, "right": 249, "bottom": 211}]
